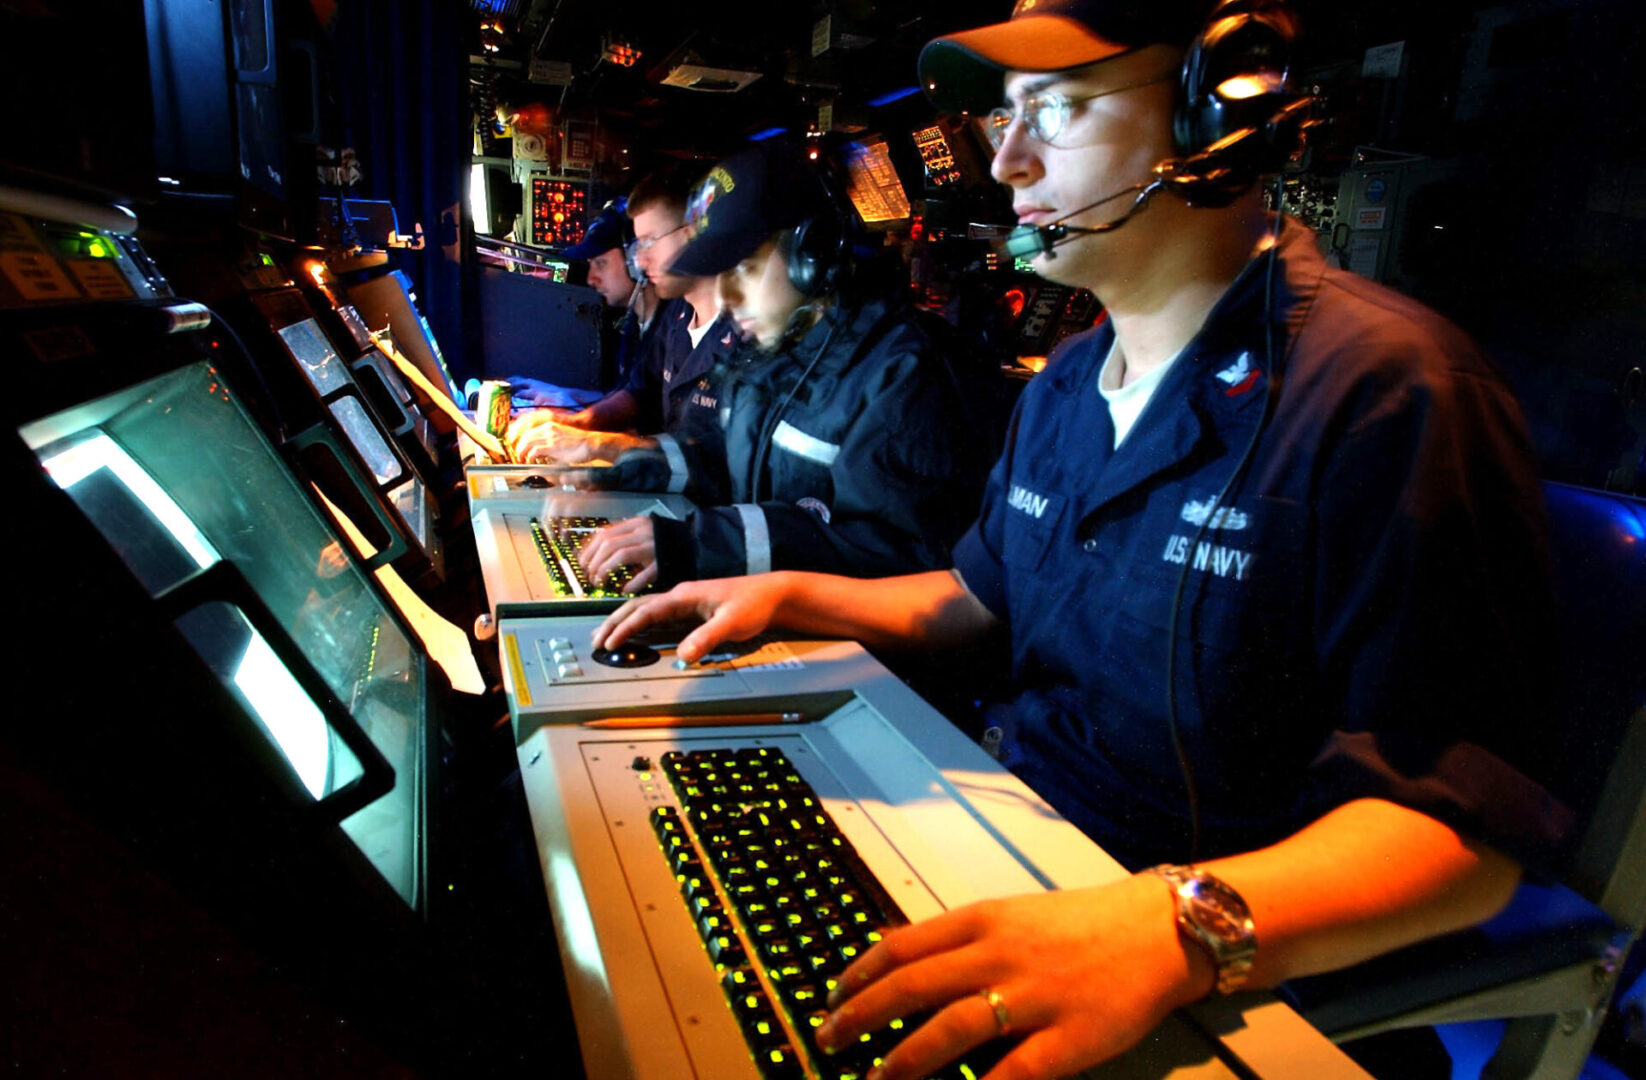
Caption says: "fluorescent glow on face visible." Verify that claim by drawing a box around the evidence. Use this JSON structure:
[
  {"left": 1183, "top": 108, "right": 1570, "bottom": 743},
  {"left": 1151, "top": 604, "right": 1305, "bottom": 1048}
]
[
  {"left": 992, "top": 48, "right": 1183, "bottom": 283},
  {"left": 41, "top": 433, "right": 218, "bottom": 571},
  {"left": 586, "top": 246, "right": 633, "bottom": 307},
  {"left": 716, "top": 238, "right": 804, "bottom": 350},
  {"left": 232, "top": 631, "right": 332, "bottom": 799},
  {"left": 631, "top": 206, "right": 691, "bottom": 299}
]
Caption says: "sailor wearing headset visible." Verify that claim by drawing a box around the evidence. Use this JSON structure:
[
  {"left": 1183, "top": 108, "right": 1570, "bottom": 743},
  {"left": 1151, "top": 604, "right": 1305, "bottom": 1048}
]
[
  {"left": 591, "top": 3, "right": 1565, "bottom": 1078},
  {"left": 575, "top": 140, "right": 1001, "bottom": 594}
]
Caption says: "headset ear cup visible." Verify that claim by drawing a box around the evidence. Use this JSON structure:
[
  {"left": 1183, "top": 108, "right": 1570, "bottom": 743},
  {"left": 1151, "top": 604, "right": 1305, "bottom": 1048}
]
[
  {"left": 1169, "top": 0, "right": 1302, "bottom": 199},
  {"left": 783, "top": 153, "right": 856, "bottom": 298},
  {"left": 786, "top": 213, "right": 849, "bottom": 298},
  {"left": 786, "top": 220, "right": 817, "bottom": 296}
]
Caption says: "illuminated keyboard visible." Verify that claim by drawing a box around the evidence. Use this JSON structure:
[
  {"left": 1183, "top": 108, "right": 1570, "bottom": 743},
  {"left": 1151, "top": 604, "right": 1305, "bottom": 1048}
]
[
  {"left": 651, "top": 747, "right": 1002, "bottom": 1080},
  {"left": 527, "top": 515, "right": 648, "bottom": 599}
]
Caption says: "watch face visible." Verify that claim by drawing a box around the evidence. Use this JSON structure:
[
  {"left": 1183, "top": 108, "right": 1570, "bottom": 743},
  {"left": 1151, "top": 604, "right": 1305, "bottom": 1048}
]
[{"left": 1185, "top": 879, "right": 1254, "bottom": 943}]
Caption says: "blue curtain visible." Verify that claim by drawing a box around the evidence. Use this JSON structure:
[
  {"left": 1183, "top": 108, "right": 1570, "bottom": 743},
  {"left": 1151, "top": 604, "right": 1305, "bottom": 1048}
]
[{"left": 331, "top": 0, "right": 474, "bottom": 379}]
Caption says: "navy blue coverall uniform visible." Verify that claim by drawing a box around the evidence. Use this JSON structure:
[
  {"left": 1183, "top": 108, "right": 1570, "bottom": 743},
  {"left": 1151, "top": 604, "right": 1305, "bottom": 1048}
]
[
  {"left": 606, "top": 295, "right": 1001, "bottom": 585},
  {"left": 607, "top": 301, "right": 667, "bottom": 391},
  {"left": 952, "top": 219, "right": 1565, "bottom": 873},
  {"left": 618, "top": 298, "right": 740, "bottom": 434}
]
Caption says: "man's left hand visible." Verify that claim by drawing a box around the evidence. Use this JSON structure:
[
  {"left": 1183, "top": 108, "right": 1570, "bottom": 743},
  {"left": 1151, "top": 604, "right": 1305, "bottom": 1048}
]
[
  {"left": 514, "top": 382, "right": 560, "bottom": 407},
  {"left": 578, "top": 515, "right": 658, "bottom": 594}
]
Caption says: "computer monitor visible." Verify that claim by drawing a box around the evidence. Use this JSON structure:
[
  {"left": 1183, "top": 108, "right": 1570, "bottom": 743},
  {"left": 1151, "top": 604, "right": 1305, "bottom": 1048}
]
[
  {"left": 527, "top": 177, "right": 590, "bottom": 248},
  {"left": 842, "top": 137, "right": 912, "bottom": 228},
  {"left": 24, "top": 364, "right": 425, "bottom": 907}
]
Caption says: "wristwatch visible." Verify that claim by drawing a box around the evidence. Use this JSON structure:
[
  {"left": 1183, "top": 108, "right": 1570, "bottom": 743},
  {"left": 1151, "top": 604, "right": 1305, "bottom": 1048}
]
[{"left": 1148, "top": 864, "right": 1258, "bottom": 995}]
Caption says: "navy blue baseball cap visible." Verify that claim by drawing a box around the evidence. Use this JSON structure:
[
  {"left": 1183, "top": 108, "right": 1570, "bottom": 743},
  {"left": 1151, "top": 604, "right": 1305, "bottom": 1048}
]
[
  {"left": 562, "top": 199, "right": 633, "bottom": 261},
  {"left": 668, "top": 145, "right": 825, "bottom": 278},
  {"left": 919, "top": 0, "right": 1212, "bottom": 113}
]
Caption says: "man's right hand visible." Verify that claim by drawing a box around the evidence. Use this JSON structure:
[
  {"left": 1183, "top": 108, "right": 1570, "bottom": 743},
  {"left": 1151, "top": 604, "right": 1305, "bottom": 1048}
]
[{"left": 593, "top": 574, "right": 794, "bottom": 663}]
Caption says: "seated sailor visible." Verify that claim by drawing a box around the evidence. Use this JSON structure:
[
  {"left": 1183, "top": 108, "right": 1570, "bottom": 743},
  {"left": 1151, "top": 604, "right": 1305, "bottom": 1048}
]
[
  {"left": 589, "top": 3, "right": 1570, "bottom": 1078},
  {"left": 508, "top": 162, "right": 741, "bottom": 454},
  {"left": 571, "top": 140, "right": 1003, "bottom": 594}
]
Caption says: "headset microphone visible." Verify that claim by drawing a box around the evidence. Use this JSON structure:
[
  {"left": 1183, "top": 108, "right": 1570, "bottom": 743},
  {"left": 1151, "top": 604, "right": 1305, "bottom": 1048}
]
[
  {"left": 999, "top": 178, "right": 1166, "bottom": 260},
  {"left": 998, "top": 90, "right": 1316, "bottom": 262}
]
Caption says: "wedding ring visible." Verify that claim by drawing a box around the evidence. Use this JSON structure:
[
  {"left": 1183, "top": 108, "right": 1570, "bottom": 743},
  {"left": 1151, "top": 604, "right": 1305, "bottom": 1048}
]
[{"left": 980, "top": 988, "right": 1012, "bottom": 1036}]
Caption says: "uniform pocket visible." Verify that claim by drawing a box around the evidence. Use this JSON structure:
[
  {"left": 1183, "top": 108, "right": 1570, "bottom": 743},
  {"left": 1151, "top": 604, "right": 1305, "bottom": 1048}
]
[{"left": 1000, "top": 487, "right": 1068, "bottom": 573}]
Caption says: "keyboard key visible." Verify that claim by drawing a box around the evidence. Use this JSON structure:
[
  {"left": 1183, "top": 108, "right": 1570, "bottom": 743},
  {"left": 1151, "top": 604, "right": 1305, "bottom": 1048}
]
[
  {"left": 721, "top": 966, "right": 759, "bottom": 995},
  {"left": 780, "top": 981, "right": 823, "bottom": 1012},
  {"left": 754, "top": 1041, "right": 804, "bottom": 1080},
  {"left": 707, "top": 933, "right": 746, "bottom": 968}
]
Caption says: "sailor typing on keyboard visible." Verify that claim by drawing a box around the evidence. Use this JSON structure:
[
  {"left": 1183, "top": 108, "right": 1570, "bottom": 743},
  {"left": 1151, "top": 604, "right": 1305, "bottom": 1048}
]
[
  {"left": 503, "top": 199, "right": 658, "bottom": 410},
  {"left": 570, "top": 140, "right": 1000, "bottom": 597},
  {"left": 507, "top": 163, "right": 741, "bottom": 466},
  {"left": 589, "top": 3, "right": 1570, "bottom": 1078}
]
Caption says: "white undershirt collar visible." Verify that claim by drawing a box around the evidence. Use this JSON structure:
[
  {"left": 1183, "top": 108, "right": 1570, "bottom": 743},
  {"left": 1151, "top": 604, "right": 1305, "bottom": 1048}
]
[{"left": 1097, "top": 339, "right": 1178, "bottom": 449}]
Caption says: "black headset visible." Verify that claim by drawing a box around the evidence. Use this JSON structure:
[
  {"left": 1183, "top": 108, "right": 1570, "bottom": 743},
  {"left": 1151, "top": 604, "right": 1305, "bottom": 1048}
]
[
  {"left": 998, "top": 0, "right": 1312, "bottom": 257},
  {"left": 601, "top": 196, "right": 645, "bottom": 283},
  {"left": 780, "top": 155, "right": 856, "bottom": 298},
  {"left": 1161, "top": 0, "right": 1309, "bottom": 206}
]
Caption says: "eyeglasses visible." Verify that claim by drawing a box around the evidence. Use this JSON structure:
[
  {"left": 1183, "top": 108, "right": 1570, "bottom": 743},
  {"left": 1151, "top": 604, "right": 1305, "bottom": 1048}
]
[
  {"left": 630, "top": 223, "right": 690, "bottom": 254},
  {"left": 982, "top": 71, "right": 1176, "bottom": 151}
]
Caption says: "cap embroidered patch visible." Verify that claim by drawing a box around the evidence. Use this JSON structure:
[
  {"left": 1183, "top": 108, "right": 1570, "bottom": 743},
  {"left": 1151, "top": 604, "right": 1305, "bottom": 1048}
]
[
  {"left": 669, "top": 145, "right": 827, "bottom": 278},
  {"left": 686, "top": 165, "right": 735, "bottom": 238}
]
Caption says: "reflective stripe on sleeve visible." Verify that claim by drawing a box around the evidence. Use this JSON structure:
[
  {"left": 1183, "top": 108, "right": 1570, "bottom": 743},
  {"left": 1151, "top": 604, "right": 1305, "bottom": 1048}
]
[
  {"left": 735, "top": 504, "right": 772, "bottom": 575},
  {"left": 656, "top": 433, "right": 689, "bottom": 494},
  {"left": 771, "top": 420, "right": 840, "bottom": 467}
]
